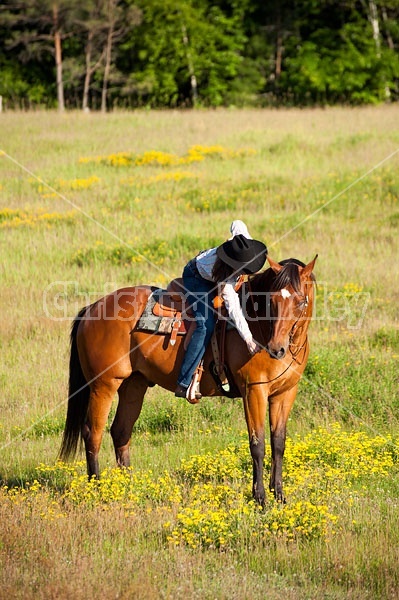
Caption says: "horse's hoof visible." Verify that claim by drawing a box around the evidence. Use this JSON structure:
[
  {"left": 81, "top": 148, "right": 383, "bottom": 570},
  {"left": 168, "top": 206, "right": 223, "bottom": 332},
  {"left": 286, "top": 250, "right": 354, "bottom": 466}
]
[
  {"left": 253, "top": 492, "right": 266, "bottom": 507},
  {"left": 275, "top": 492, "right": 286, "bottom": 504},
  {"left": 270, "top": 484, "right": 286, "bottom": 504}
]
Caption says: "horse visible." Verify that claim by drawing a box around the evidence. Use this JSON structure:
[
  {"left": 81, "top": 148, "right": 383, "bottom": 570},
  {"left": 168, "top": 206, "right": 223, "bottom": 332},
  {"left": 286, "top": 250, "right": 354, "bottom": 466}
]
[{"left": 60, "top": 255, "right": 317, "bottom": 505}]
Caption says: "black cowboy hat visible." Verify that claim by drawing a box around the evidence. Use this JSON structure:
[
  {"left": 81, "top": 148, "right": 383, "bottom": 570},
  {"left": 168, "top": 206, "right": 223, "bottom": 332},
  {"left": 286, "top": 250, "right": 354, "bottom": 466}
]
[{"left": 217, "top": 234, "right": 267, "bottom": 274}]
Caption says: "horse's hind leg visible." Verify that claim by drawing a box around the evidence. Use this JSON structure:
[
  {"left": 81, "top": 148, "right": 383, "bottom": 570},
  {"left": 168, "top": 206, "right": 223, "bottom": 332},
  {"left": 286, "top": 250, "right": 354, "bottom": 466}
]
[
  {"left": 83, "top": 377, "right": 121, "bottom": 478},
  {"left": 111, "top": 373, "right": 148, "bottom": 468}
]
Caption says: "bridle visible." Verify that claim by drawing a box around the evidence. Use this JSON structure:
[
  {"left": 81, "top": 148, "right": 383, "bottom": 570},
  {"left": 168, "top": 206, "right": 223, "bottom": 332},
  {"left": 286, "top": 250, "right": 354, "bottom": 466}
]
[
  {"left": 288, "top": 293, "right": 309, "bottom": 359},
  {"left": 245, "top": 278, "right": 311, "bottom": 387}
]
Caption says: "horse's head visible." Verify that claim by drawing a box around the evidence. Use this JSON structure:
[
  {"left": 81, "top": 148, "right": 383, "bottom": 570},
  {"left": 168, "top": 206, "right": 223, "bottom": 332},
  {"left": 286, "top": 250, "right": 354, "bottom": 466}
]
[{"left": 265, "top": 255, "right": 317, "bottom": 360}]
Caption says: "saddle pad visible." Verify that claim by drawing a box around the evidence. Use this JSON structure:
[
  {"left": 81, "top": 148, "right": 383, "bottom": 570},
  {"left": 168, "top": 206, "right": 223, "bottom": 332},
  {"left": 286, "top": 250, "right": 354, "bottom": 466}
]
[{"left": 136, "top": 289, "right": 189, "bottom": 335}]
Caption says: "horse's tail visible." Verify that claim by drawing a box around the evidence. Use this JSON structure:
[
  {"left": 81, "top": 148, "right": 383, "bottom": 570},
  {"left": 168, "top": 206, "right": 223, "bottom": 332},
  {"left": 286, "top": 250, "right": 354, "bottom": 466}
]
[{"left": 59, "top": 307, "right": 90, "bottom": 461}]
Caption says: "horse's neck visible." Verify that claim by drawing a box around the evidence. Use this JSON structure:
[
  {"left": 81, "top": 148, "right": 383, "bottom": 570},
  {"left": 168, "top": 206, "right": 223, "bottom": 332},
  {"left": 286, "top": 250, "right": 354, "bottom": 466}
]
[
  {"left": 241, "top": 277, "right": 273, "bottom": 345},
  {"left": 245, "top": 271, "right": 273, "bottom": 318},
  {"left": 249, "top": 269, "right": 274, "bottom": 292}
]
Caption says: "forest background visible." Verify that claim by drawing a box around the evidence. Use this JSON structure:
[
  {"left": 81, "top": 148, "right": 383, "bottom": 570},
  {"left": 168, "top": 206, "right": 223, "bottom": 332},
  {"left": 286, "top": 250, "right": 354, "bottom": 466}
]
[{"left": 1, "top": 0, "right": 399, "bottom": 111}]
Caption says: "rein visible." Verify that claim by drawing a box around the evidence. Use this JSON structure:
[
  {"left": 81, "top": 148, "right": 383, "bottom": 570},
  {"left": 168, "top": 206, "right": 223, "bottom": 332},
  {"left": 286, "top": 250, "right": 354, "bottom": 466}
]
[{"left": 246, "top": 338, "right": 308, "bottom": 387}]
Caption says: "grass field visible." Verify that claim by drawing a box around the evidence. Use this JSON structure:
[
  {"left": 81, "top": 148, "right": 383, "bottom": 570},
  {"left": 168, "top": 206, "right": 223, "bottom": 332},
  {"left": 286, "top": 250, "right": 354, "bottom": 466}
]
[{"left": 1, "top": 106, "right": 399, "bottom": 599}]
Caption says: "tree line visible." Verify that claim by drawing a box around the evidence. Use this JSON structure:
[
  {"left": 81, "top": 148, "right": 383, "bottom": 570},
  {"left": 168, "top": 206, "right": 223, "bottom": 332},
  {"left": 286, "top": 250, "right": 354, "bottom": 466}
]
[{"left": 0, "top": 0, "right": 398, "bottom": 111}]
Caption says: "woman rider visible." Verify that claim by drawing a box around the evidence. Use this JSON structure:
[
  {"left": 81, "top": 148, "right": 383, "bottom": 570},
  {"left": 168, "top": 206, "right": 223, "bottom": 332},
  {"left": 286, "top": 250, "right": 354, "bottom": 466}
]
[{"left": 175, "top": 221, "right": 267, "bottom": 401}]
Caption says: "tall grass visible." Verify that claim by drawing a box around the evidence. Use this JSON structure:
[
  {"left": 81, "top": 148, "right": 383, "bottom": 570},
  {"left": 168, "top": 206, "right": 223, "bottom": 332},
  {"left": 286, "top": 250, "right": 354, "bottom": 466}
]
[{"left": 0, "top": 107, "right": 399, "bottom": 599}]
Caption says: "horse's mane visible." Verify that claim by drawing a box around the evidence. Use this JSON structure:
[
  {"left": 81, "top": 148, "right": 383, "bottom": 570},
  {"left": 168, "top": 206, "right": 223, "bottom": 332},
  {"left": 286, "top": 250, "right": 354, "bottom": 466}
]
[
  {"left": 271, "top": 259, "right": 303, "bottom": 293},
  {"left": 250, "top": 258, "right": 312, "bottom": 294},
  {"left": 243, "top": 258, "right": 314, "bottom": 323}
]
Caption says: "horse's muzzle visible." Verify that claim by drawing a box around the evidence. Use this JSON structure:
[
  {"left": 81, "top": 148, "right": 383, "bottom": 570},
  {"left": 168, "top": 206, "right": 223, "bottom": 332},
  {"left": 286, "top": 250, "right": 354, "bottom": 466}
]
[{"left": 266, "top": 345, "right": 287, "bottom": 360}]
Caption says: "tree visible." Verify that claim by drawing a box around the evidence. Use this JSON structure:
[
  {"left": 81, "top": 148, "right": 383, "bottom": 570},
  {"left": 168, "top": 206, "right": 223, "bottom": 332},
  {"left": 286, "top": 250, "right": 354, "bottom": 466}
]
[
  {"left": 119, "top": 0, "right": 246, "bottom": 107},
  {"left": 52, "top": 2, "right": 65, "bottom": 111},
  {"left": 0, "top": 0, "right": 81, "bottom": 111},
  {"left": 277, "top": 0, "right": 399, "bottom": 104},
  {"left": 0, "top": 0, "right": 398, "bottom": 108},
  {"left": 100, "top": 0, "right": 142, "bottom": 112},
  {"left": 181, "top": 22, "right": 198, "bottom": 106},
  {"left": 75, "top": 0, "right": 107, "bottom": 111}
]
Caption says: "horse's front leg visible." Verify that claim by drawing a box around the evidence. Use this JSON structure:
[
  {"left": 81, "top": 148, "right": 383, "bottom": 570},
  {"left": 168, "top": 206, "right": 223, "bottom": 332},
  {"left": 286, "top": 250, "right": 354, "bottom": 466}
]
[
  {"left": 268, "top": 385, "right": 298, "bottom": 503},
  {"left": 243, "top": 385, "right": 268, "bottom": 505}
]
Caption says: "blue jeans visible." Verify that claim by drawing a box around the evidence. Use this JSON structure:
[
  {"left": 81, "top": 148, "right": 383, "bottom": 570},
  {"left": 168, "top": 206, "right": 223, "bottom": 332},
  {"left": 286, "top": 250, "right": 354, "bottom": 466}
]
[{"left": 177, "top": 260, "right": 216, "bottom": 388}]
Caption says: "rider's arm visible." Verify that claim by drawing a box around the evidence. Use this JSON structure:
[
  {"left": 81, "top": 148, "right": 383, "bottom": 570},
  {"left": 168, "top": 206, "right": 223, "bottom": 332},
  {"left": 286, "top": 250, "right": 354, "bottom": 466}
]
[
  {"left": 221, "top": 283, "right": 261, "bottom": 355},
  {"left": 220, "top": 282, "right": 253, "bottom": 342}
]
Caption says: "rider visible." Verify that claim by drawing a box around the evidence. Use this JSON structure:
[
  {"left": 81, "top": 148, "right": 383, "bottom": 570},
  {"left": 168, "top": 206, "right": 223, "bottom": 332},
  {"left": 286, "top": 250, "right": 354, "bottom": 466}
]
[{"left": 175, "top": 220, "right": 268, "bottom": 401}]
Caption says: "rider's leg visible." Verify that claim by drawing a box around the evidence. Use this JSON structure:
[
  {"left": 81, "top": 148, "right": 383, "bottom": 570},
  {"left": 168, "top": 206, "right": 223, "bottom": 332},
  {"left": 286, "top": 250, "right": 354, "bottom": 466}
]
[{"left": 176, "top": 268, "right": 216, "bottom": 391}]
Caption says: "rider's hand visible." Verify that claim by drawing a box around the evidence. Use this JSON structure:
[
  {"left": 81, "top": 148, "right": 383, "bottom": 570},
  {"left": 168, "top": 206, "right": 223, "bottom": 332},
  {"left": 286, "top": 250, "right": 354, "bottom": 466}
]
[{"left": 246, "top": 337, "right": 262, "bottom": 355}]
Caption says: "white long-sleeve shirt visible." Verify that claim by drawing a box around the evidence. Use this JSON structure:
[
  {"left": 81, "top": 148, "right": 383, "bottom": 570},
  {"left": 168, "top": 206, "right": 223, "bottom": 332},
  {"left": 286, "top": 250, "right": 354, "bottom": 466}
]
[{"left": 195, "top": 221, "right": 253, "bottom": 342}]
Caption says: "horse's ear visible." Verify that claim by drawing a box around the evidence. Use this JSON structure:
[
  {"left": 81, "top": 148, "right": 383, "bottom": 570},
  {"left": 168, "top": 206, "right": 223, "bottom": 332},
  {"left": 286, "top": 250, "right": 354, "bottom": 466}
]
[
  {"left": 267, "top": 256, "right": 283, "bottom": 273},
  {"left": 301, "top": 254, "right": 318, "bottom": 278}
]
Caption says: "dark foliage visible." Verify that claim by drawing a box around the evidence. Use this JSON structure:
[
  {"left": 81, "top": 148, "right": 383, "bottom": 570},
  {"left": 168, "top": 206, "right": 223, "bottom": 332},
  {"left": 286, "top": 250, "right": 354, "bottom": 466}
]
[{"left": 0, "top": 0, "right": 398, "bottom": 109}]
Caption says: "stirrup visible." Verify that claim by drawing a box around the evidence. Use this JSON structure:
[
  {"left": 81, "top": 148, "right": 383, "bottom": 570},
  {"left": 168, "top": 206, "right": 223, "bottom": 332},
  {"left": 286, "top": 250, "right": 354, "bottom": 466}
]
[
  {"left": 186, "top": 378, "right": 201, "bottom": 404},
  {"left": 186, "top": 361, "right": 204, "bottom": 404},
  {"left": 174, "top": 383, "right": 201, "bottom": 404}
]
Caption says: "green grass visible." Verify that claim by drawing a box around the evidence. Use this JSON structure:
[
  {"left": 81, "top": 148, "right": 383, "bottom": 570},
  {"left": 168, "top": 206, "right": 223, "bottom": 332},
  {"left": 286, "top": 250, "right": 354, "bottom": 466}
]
[{"left": 0, "top": 106, "right": 399, "bottom": 599}]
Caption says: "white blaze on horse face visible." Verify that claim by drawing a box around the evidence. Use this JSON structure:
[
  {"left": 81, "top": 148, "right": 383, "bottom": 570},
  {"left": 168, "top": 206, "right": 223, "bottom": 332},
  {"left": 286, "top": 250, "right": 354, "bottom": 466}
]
[{"left": 281, "top": 288, "right": 291, "bottom": 299}]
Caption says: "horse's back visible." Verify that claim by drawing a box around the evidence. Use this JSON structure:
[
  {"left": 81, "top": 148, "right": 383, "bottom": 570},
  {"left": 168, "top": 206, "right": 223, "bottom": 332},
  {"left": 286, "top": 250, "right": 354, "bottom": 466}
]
[
  {"left": 83, "top": 285, "right": 152, "bottom": 321},
  {"left": 76, "top": 285, "right": 153, "bottom": 381}
]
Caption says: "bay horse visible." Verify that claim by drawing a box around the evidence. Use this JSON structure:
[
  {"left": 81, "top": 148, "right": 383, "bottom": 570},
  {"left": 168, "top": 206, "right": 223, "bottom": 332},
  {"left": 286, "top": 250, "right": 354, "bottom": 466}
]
[{"left": 60, "top": 255, "right": 317, "bottom": 505}]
